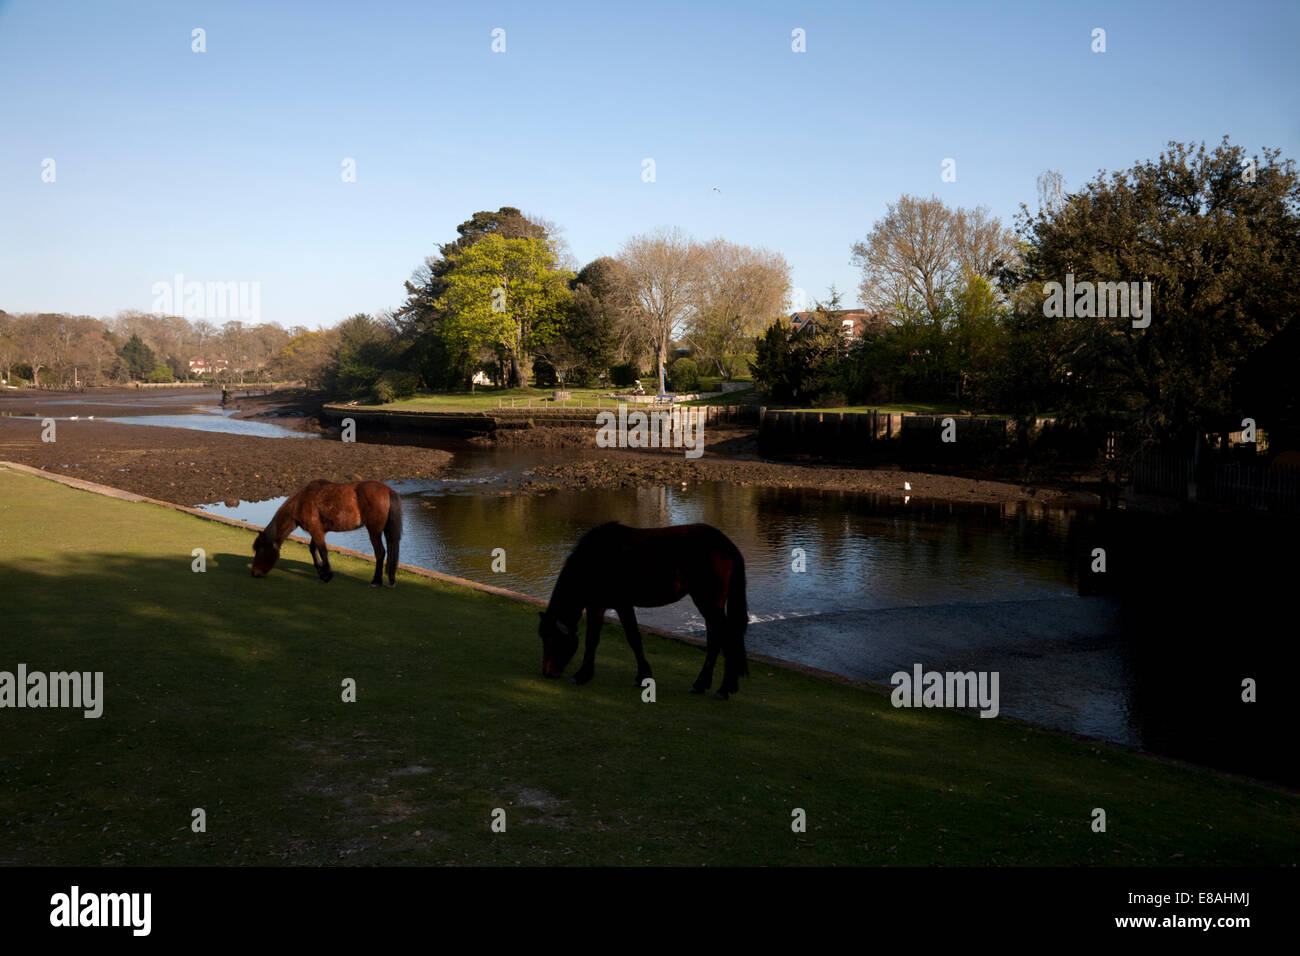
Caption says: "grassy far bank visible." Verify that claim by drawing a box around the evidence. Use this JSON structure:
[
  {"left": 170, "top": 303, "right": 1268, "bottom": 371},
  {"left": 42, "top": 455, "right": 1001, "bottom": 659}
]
[
  {"left": 1, "top": 467, "right": 1296, "bottom": 866},
  {"left": 343, "top": 386, "right": 992, "bottom": 418},
  {"left": 348, "top": 380, "right": 755, "bottom": 413},
  {"left": 367, "top": 386, "right": 614, "bottom": 412}
]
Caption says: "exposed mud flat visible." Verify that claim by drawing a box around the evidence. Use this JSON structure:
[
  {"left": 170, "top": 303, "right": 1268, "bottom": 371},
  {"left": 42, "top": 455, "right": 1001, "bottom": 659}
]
[
  {"left": 489, "top": 428, "right": 1080, "bottom": 504},
  {"left": 0, "top": 418, "right": 452, "bottom": 505}
]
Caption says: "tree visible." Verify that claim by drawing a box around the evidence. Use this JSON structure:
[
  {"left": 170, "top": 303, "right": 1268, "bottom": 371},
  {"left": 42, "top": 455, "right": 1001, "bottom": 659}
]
[
  {"left": 688, "top": 239, "right": 790, "bottom": 379},
  {"left": 397, "top": 207, "right": 566, "bottom": 389},
  {"left": 275, "top": 329, "right": 338, "bottom": 388},
  {"left": 328, "top": 313, "right": 398, "bottom": 396},
  {"left": 1002, "top": 137, "right": 1300, "bottom": 452},
  {"left": 851, "top": 195, "right": 1017, "bottom": 323},
  {"left": 559, "top": 257, "right": 629, "bottom": 384},
  {"left": 0, "top": 312, "right": 23, "bottom": 383},
  {"left": 435, "top": 234, "right": 573, "bottom": 388},
  {"left": 750, "top": 288, "right": 850, "bottom": 405},
  {"left": 118, "top": 333, "right": 157, "bottom": 380},
  {"left": 618, "top": 228, "right": 702, "bottom": 394}
]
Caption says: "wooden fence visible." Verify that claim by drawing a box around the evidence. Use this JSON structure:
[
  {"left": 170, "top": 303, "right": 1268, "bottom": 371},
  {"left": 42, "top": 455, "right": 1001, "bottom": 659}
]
[{"left": 1132, "top": 451, "right": 1300, "bottom": 512}]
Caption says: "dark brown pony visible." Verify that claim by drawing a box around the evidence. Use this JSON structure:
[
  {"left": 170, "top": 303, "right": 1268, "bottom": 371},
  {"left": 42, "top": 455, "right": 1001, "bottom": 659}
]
[
  {"left": 538, "top": 522, "right": 749, "bottom": 699},
  {"left": 251, "top": 479, "right": 402, "bottom": 587}
]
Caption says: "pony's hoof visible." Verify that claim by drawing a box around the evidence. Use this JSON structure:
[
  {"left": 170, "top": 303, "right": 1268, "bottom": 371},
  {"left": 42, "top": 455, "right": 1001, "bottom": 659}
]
[
  {"left": 369, "top": 582, "right": 380, "bottom": 589},
  {"left": 711, "top": 690, "right": 730, "bottom": 701},
  {"left": 386, "top": 582, "right": 396, "bottom": 589},
  {"left": 570, "top": 673, "right": 592, "bottom": 686}
]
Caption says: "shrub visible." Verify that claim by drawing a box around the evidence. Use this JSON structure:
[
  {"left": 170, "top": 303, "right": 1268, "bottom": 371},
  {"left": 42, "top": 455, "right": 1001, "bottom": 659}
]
[
  {"left": 373, "top": 369, "right": 417, "bottom": 404},
  {"left": 609, "top": 363, "right": 639, "bottom": 387},
  {"left": 147, "top": 363, "right": 174, "bottom": 383},
  {"left": 667, "top": 358, "right": 700, "bottom": 393}
]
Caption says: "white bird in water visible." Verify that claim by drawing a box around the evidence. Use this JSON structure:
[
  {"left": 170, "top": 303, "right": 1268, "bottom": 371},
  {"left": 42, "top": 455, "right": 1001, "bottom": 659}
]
[
  {"left": 904, "top": 481, "right": 911, "bottom": 491},
  {"left": 70, "top": 415, "right": 79, "bottom": 420}
]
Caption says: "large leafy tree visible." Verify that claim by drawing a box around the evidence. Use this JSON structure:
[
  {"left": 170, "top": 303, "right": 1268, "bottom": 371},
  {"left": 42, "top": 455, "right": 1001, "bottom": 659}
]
[
  {"left": 435, "top": 234, "right": 573, "bottom": 388},
  {"left": 398, "top": 207, "right": 563, "bottom": 389},
  {"left": 545, "top": 257, "right": 628, "bottom": 385},
  {"left": 1002, "top": 137, "right": 1300, "bottom": 453}
]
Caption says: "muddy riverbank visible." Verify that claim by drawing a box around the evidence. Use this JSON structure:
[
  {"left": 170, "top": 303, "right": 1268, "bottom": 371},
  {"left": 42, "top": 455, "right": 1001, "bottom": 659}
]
[
  {"left": 0, "top": 417, "right": 452, "bottom": 505},
  {"left": 485, "top": 425, "right": 1087, "bottom": 505},
  {"left": 0, "top": 387, "right": 1093, "bottom": 507}
]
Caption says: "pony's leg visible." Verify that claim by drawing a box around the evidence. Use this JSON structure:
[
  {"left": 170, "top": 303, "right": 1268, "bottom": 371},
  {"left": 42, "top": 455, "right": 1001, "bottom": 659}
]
[
  {"left": 686, "top": 600, "right": 728, "bottom": 691},
  {"left": 366, "top": 526, "right": 385, "bottom": 588},
  {"left": 384, "top": 526, "right": 398, "bottom": 587},
  {"left": 308, "top": 541, "right": 320, "bottom": 575},
  {"left": 571, "top": 608, "right": 604, "bottom": 685},
  {"left": 716, "top": 611, "right": 740, "bottom": 700},
  {"left": 312, "top": 535, "right": 333, "bottom": 582},
  {"left": 616, "top": 605, "right": 653, "bottom": 687}
]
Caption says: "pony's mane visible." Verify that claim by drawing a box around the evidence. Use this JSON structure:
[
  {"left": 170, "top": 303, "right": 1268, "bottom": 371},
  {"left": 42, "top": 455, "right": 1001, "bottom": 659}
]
[
  {"left": 259, "top": 495, "right": 299, "bottom": 549},
  {"left": 547, "top": 522, "right": 623, "bottom": 616}
]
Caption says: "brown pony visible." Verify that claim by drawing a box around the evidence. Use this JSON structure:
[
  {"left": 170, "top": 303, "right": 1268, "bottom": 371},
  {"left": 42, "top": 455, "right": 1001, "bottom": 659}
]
[
  {"left": 538, "top": 522, "right": 749, "bottom": 699},
  {"left": 251, "top": 479, "right": 402, "bottom": 587}
]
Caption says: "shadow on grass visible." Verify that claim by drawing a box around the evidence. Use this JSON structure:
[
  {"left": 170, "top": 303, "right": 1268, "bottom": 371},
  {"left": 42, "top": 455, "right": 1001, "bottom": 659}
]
[{"left": 1, "top": 547, "right": 1298, "bottom": 867}]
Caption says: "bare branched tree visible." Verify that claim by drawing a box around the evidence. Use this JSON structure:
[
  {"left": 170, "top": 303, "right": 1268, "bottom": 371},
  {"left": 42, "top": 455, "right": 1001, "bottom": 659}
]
[
  {"left": 617, "top": 227, "right": 703, "bottom": 393},
  {"left": 851, "top": 195, "right": 1017, "bottom": 324},
  {"left": 688, "top": 239, "right": 790, "bottom": 379}
]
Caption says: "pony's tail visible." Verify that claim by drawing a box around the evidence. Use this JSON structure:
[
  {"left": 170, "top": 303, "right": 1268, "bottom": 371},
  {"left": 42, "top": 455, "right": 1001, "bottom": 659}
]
[
  {"left": 385, "top": 488, "right": 402, "bottom": 579},
  {"left": 726, "top": 547, "right": 749, "bottom": 677}
]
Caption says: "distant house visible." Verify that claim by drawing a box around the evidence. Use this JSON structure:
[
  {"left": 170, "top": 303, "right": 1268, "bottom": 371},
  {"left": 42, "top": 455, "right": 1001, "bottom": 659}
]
[
  {"left": 788, "top": 310, "right": 888, "bottom": 340},
  {"left": 187, "top": 357, "right": 229, "bottom": 376}
]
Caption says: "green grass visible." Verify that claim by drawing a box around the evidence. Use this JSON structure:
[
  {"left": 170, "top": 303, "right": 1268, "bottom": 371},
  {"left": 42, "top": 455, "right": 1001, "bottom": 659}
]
[
  {"left": 354, "top": 387, "right": 625, "bottom": 412},
  {"left": 679, "top": 386, "right": 755, "bottom": 407},
  {"left": 1, "top": 465, "right": 1296, "bottom": 866}
]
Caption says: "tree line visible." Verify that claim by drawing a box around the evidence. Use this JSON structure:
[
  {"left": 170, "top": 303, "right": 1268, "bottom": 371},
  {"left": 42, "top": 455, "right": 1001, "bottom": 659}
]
[
  {"left": 0, "top": 311, "right": 293, "bottom": 387},
  {"left": 6, "top": 136, "right": 1295, "bottom": 459},
  {"left": 752, "top": 138, "right": 1300, "bottom": 456}
]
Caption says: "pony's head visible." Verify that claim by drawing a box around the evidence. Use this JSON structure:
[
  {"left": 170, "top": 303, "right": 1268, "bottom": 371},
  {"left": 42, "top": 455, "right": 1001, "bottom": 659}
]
[
  {"left": 251, "top": 528, "right": 281, "bottom": 578},
  {"left": 538, "top": 610, "right": 578, "bottom": 678}
]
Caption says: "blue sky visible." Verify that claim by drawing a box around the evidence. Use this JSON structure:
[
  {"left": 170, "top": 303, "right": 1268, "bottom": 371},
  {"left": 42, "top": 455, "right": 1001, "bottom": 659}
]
[{"left": 2, "top": 0, "right": 1297, "bottom": 328}]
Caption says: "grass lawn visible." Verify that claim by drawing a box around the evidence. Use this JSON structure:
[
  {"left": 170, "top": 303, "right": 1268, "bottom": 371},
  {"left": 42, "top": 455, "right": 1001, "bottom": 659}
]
[
  {"left": 353, "top": 386, "right": 620, "bottom": 412},
  {"left": 1, "top": 465, "right": 1296, "bottom": 866},
  {"left": 680, "top": 386, "right": 756, "bottom": 406}
]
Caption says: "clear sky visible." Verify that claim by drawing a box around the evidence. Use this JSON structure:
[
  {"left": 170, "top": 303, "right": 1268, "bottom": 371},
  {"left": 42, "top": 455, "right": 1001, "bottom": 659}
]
[{"left": 2, "top": 0, "right": 1297, "bottom": 328}]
